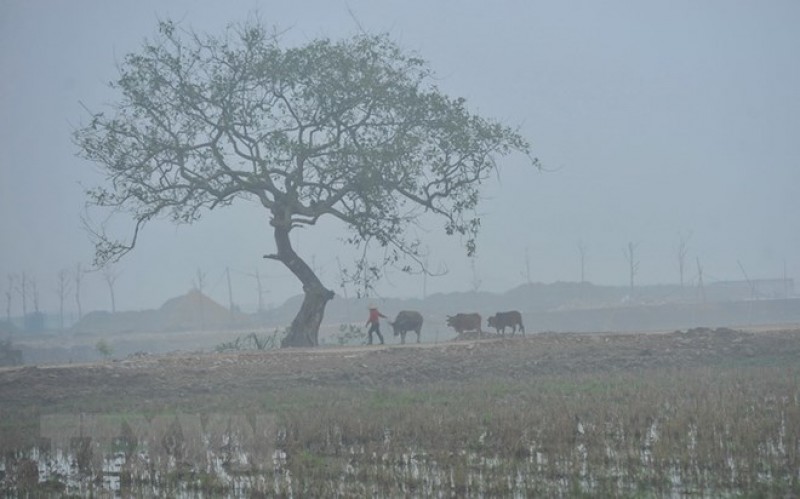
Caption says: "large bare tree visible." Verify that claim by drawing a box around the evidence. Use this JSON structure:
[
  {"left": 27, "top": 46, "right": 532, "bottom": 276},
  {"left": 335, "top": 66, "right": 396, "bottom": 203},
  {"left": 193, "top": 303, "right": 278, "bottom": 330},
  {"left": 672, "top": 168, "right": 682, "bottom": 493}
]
[{"left": 75, "top": 20, "right": 535, "bottom": 347}]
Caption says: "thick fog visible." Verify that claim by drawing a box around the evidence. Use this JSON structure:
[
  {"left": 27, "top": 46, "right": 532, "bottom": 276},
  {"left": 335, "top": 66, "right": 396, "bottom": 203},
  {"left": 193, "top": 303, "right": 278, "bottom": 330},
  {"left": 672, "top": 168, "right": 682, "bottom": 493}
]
[{"left": 1, "top": 0, "right": 798, "bottom": 316}]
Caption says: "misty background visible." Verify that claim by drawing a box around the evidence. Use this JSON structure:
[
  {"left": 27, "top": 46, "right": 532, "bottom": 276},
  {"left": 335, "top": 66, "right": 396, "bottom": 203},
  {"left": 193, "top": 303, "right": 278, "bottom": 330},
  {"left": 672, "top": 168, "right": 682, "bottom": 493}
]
[{"left": 1, "top": 0, "right": 799, "bottom": 321}]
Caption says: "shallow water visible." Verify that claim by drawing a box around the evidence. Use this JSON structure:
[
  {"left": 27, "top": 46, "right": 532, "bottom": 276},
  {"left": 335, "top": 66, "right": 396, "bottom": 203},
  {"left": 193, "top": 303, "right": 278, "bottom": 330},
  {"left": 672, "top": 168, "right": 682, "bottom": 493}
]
[{"left": 3, "top": 411, "right": 795, "bottom": 497}]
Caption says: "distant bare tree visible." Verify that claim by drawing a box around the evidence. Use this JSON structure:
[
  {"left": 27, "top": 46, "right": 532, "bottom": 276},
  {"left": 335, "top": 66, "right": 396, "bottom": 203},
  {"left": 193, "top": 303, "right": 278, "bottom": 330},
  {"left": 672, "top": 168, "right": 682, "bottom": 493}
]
[
  {"left": 194, "top": 269, "right": 207, "bottom": 295},
  {"left": 784, "top": 260, "right": 790, "bottom": 299},
  {"left": 102, "top": 265, "right": 120, "bottom": 313},
  {"left": 193, "top": 268, "right": 207, "bottom": 329},
  {"left": 419, "top": 246, "right": 447, "bottom": 300},
  {"left": 470, "top": 257, "right": 482, "bottom": 293},
  {"left": 677, "top": 231, "right": 692, "bottom": 291},
  {"left": 696, "top": 257, "right": 706, "bottom": 304},
  {"left": 225, "top": 267, "right": 235, "bottom": 320},
  {"left": 577, "top": 240, "right": 588, "bottom": 284},
  {"left": 252, "top": 268, "right": 265, "bottom": 313},
  {"left": 422, "top": 254, "right": 429, "bottom": 299},
  {"left": 624, "top": 242, "right": 640, "bottom": 295},
  {"left": 523, "top": 246, "right": 532, "bottom": 284},
  {"left": 56, "top": 269, "right": 73, "bottom": 331},
  {"left": 5, "top": 274, "right": 14, "bottom": 324},
  {"left": 737, "top": 260, "right": 758, "bottom": 300},
  {"left": 15, "top": 272, "right": 28, "bottom": 319},
  {"left": 30, "top": 277, "right": 40, "bottom": 314},
  {"left": 74, "top": 263, "right": 84, "bottom": 320},
  {"left": 335, "top": 257, "right": 350, "bottom": 300}
]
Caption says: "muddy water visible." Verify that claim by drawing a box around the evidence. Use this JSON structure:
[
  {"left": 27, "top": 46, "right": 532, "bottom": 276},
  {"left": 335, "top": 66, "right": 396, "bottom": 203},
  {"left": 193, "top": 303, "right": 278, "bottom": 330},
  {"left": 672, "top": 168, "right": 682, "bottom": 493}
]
[
  {"left": 2, "top": 413, "right": 278, "bottom": 497},
  {"left": 3, "top": 412, "right": 793, "bottom": 497}
]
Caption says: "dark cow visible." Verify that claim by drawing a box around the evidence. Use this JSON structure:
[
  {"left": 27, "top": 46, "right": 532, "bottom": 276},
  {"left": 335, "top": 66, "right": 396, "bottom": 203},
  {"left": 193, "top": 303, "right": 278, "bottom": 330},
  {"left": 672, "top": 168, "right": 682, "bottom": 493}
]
[
  {"left": 488, "top": 311, "right": 525, "bottom": 336},
  {"left": 446, "top": 313, "right": 482, "bottom": 336},
  {"left": 389, "top": 310, "right": 424, "bottom": 344}
]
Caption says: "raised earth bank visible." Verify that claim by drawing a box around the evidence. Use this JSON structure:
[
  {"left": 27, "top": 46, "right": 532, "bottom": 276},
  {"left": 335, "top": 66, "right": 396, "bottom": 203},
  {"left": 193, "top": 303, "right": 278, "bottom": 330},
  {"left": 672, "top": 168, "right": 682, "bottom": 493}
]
[{"left": 1, "top": 327, "right": 799, "bottom": 497}]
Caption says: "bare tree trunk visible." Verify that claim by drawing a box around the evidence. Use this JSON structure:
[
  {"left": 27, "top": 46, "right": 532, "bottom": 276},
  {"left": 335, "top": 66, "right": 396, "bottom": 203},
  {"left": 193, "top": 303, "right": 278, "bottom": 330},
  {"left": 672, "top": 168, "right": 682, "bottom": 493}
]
[
  {"left": 75, "top": 263, "right": 83, "bottom": 321},
  {"left": 226, "top": 266, "right": 234, "bottom": 322},
  {"left": 254, "top": 268, "right": 264, "bottom": 313},
  {"left": 696, "top": 257, "right": 706, "bottom": 304},
  {"left": 103, "top": 266, "right": 119, "bottom": 314},
  {"left": 194, "top": 269, "right": 206, "bottom": 330},
  {"left": 577, "top": 241, "right": 587, "bottom": 284},
  {"left": 677, "top": 231, "right": 691, "bottom": 292},
  {"left": 264, "top": 215, "right": 334, "bottom": 348},
  {"left": 284, "top": 285, "right": 334, "bottom": 347},
  {"left": 57, "top": 269, "right": 72, "bottom": 332},
  {"left": 470, "top": 257, "right": 482, "bottom": 292},
  {"left": 5, "top": 274, "right": 14, "bottom": 324},
  {"left": 624, "top": 242, "right": 639, "bottom": 296},
  {"left": 18, "top": 272, "right": 28, "bottom": 319},
  {"left": 31, "top": 278, "right": 39, "bottom": 314},
  {"left": 524, "top": 246, "right": 532, "bottom": 284}
]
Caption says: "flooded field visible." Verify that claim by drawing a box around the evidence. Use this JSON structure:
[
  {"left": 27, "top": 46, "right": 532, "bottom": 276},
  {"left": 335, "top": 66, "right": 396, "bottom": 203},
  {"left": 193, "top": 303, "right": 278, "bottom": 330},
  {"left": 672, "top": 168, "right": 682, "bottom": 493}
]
[{"left": 2, "top": 327, "right": 799, "bottom": 497}]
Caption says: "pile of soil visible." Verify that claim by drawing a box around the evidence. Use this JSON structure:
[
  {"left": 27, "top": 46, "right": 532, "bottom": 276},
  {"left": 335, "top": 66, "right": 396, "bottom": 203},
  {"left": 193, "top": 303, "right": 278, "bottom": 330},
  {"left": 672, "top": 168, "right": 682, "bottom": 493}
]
[{"left": 71, "top": 290, "right": 247, "bottom": 335}]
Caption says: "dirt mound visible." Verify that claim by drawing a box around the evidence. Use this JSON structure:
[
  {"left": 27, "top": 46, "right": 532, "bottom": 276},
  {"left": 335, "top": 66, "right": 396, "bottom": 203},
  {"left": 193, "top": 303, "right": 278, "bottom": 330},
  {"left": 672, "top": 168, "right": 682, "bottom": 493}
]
[
  {"left": 71, "top": 289, "right": 247, "bottom": 334},
  {"left": 159, "top": 289, "right": 233, "bottom": 331}
]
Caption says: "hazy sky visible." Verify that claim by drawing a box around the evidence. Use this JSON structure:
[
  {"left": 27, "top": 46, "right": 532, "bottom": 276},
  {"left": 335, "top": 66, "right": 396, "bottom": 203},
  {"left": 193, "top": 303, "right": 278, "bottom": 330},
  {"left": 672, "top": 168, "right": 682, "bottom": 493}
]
[{"left": 1, "top": 0, "right": 798, "bottom": 315}]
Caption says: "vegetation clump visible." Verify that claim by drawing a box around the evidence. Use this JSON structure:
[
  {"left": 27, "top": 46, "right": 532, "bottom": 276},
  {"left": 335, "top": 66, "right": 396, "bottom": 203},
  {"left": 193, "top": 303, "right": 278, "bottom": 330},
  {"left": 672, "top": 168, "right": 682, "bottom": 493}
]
[{"left": 214, "top": 330, "right": 285, "bottom": 352}]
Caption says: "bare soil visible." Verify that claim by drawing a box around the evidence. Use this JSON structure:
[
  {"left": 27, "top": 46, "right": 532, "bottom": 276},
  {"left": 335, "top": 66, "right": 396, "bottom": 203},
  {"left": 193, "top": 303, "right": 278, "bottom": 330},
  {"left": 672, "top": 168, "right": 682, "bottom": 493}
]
[{"left": 2, "top": 325, "right": 799, "bottom": 417}]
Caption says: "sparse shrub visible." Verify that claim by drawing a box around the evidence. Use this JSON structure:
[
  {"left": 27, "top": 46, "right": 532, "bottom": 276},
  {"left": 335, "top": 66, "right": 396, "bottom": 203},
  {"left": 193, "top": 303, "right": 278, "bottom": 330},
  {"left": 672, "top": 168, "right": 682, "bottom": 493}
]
[
  {"left": 0, "top": 338, "right": 23, "bottom": 366},
  {"left": 335, "top": 324, "right": 365, "bottom": 346},
  {"left": 95, "top": 339, "right": 113, "bottom": 359},
  {"left": 215, "top": 329, "right": 286, "bottom": 352}
]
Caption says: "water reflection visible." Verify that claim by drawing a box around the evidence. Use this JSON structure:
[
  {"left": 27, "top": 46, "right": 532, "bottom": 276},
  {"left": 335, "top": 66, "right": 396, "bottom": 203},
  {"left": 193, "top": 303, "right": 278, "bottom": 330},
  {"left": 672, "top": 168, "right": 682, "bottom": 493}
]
[
  {"left": 2, "top": 413, "right": 281, "bottom": 497},
  {"left": 2, "top": 409, "right": 794, "bottom": 497}
]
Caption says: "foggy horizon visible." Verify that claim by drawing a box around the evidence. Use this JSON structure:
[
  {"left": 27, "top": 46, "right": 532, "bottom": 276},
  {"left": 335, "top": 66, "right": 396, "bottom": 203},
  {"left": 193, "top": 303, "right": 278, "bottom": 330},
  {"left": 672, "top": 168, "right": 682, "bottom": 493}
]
[{"left": 2, "top": 1, "right": 798, "bottom": 316}]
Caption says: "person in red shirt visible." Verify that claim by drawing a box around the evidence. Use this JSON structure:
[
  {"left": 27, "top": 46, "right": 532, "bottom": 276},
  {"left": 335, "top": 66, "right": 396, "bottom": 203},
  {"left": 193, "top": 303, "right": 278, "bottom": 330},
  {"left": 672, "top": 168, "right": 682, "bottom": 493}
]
[{"left": 365, "top": 305, "right": 387, "bottom": 345}]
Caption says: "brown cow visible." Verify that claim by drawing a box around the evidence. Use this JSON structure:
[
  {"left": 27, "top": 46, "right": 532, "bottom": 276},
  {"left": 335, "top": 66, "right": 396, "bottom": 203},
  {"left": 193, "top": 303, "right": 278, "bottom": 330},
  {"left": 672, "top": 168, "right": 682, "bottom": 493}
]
[
  {"left": 446, "top": 313, "right": 482, "bottom": 336},
  {"left": 488, "top": 311, "right": 525, "bottom": 336}
]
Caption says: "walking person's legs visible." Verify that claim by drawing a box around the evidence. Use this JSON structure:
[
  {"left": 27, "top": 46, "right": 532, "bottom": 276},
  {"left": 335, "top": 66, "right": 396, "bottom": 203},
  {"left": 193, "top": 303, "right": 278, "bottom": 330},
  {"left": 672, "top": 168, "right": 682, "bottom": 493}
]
[{"left": 367, "top": 323, "right": 377, "bottom": 344}]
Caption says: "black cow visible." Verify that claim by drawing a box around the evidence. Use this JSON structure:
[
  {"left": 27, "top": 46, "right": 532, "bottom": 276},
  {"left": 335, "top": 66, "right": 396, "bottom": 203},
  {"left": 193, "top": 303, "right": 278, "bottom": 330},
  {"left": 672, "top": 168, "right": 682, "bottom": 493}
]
[
  {"left": 446, "top": 313, "right": 482, "bottom": 336},
  {"left": 389, "top": 310, "right": 424, "bottom": 344},
  {"left": 488, "top": 311, "right": 525, "bottom": 336}
]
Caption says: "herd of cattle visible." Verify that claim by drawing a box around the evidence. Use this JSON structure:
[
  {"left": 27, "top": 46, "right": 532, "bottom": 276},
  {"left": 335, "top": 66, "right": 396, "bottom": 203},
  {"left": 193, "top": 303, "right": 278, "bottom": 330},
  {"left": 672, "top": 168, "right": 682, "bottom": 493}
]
[{"left": 386, "top": 310, "right": 525, "bottom": 344}]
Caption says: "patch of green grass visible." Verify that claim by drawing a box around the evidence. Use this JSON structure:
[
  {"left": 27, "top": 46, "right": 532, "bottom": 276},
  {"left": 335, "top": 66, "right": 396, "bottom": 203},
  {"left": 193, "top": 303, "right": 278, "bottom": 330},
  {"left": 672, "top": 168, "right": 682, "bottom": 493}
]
[
  {"left": 367, "top": 387, "right": 457, "bottom": 410},
  {"left": 295, "top": 449, "right": 328, "bottom": 471}
]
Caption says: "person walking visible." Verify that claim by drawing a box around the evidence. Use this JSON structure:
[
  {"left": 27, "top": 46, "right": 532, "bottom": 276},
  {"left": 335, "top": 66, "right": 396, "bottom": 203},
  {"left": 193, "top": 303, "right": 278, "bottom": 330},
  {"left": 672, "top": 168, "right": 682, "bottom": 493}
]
[{"left": 365, "top": 305, "right": 387, "bottom": 345}]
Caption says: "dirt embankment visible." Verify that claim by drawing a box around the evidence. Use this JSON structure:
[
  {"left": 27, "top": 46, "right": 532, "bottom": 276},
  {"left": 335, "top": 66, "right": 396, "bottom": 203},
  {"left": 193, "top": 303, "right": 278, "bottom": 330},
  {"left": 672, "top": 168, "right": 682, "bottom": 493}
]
[{"left": 2, "top": 326, "right": 799, "bottom": 414}]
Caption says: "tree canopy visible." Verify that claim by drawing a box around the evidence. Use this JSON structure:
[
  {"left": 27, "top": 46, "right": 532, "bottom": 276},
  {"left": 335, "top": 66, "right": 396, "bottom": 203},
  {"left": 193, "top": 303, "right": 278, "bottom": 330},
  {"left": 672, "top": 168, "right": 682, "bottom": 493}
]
[{"left": 76, "top": 20, "right": 536, "bottom": 346}]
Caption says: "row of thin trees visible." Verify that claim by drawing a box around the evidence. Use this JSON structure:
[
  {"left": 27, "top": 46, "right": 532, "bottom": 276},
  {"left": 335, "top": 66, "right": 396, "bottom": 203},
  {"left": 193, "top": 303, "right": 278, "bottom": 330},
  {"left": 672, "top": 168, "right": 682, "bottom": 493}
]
[
  {"left": 3, "top": 264, "right": 270, "bottom": 333},
  {"left": 5, "top": 230, "right": 789, "bottom": 332},
  {"left": 3, "top": 263, "right": 116, "bottom": 332}
]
